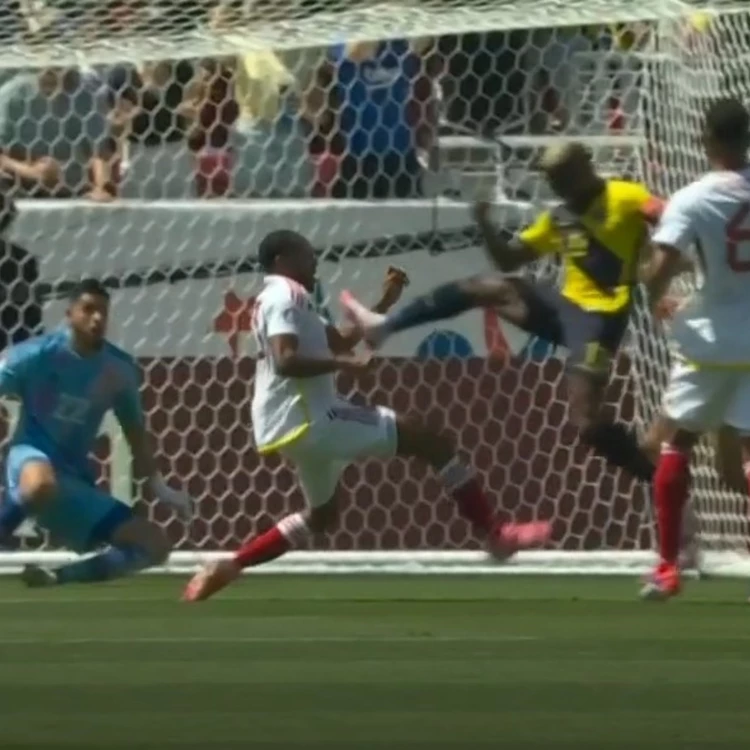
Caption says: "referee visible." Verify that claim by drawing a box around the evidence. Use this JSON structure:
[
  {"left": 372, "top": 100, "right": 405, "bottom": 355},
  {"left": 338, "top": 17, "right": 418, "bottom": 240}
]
[{"left": 0, "top": 186, "right": 42, "bottom": 350}]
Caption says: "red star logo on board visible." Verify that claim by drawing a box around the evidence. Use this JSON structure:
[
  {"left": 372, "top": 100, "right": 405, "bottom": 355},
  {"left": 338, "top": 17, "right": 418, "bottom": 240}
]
[{"left": 212, "top": 291, "right": 257, "bottom": 357}]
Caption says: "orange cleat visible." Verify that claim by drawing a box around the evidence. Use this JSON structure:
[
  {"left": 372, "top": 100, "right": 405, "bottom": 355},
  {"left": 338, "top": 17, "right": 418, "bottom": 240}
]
[
  {"left": 640, "top": 561, "right": 681, "bottom": 600},
  {"left": 182, "top": 559, "right": 241, "bottom": 602},
  {"left": 488, "top": 520, "right": 552, "bottom": 561}
]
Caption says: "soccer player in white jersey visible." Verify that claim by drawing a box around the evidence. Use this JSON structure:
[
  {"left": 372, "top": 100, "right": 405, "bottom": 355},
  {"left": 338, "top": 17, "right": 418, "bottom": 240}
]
[
  {"left": 0, "top": 279, "right": 194, "bottom": 588},
  {"left": 640, "top": 97, "right": 750, "bottom": 599},
  {"left": 184, "top": 230, "right": 551, "bottom": 601}
]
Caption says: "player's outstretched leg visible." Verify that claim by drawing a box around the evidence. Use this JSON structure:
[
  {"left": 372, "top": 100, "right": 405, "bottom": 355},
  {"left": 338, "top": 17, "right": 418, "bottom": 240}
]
[
  {"left": 340, "top": 276, "right": 507, "bottom": 350},
  {"left": 184, "top": 412, "right": 551, "bottom": 602},
  {"left": 22, "top": 512, "right": 170, "bottom": 588}
]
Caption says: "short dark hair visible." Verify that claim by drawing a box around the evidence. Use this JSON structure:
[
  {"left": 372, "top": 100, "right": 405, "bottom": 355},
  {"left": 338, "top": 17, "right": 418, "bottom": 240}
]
[
  {"left": 705, "top": 97, "right": 750, "bottom": 146},
  {"left": 68, "top": 278, "right": 110, "bottom": 303},
  {"left": 257, "top": 230, "right": 308, "bottom": 272}
]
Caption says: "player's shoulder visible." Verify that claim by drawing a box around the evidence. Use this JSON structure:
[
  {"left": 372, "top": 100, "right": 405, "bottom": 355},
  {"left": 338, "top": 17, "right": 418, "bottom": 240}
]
[
  {"left": 665, "top": 174, "right": 718, "bottom": 211},
  {"left": 605, "top": 179, "right": 652, "bottom": 207},
  {"left": 6, "top": 330, "right": 64, "bottom": 362},
  {"left": 258, "top": 274, "right": 311, "bottom": 308},
  {"left": 102, "top": 341, "right": 140, "bottom": 379}
]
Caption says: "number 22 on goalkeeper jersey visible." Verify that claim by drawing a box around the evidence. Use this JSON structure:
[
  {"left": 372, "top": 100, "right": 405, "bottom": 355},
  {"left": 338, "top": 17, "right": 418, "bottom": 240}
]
[
  {"left": 653, "top": 167, "right": 750, "bottom": 368},
  {"left": 0, "top": 327, "right": 144, "bottom": 482}
]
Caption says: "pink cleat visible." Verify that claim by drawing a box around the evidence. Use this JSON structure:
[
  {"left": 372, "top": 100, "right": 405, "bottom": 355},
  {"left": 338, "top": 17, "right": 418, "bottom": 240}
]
[
  {"left": 339, "top": 290, "right": 388, "bottom": 349},
  {"left": 488, "top": 520, "right": 552, "bottom": 561},
  {"left": 640, "top": 561, "right": 681, "bottom": 601},
  {"left": 182, "top": 559, "right": 241, "bottom": 602}
]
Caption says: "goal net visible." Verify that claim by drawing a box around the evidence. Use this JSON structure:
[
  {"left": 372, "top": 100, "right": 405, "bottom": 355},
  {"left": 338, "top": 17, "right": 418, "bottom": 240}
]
[{"left": 1, "top": 2, "right": 749, "bottom": 575}]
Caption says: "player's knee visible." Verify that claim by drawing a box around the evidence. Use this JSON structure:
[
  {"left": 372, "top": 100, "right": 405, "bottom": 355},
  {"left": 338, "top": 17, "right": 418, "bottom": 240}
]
[
  {"left": 142, "top": 528, "right": 171, "bottom": 567},
  {"left": 306, "top": 500, "right": 338, "bottom": 533},
  {"left": 461, "top": 274, "right": 514, "bottom": 308},
  {"left": 18, "top": 462, "right": 58, "bottom": 509},
  {"left": 396, "top": 416, "right": 454, "bottom": 468},
  {"left": 110, "top": 518, "right": 171, "bottom": 567}
]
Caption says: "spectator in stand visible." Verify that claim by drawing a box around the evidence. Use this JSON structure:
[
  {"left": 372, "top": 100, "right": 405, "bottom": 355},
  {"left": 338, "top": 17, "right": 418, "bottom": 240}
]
[
  {"left": 321, "top": 38, "right": 438, "bottom": 199},
  {"left": 181, "top": 58, "right": 239, "bottom": 197},
  {"left": 230, "top": 49, "right": 317, "bottom": 198},
  {"left": 130, "top": 59, "right": 195, "bottom": 145},
  {"left": 0, "top": 66, "right": 116, "bottom": 200},
  {"left": 0, "top": 186, "right": 41, "bottom": 349}
]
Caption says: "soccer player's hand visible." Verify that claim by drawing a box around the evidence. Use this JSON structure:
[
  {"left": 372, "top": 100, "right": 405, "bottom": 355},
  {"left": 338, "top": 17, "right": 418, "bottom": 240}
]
[
  {"left": 472, "top": 199, "right": 492, "bottom": 226},
  {"left": 150, "top": 475, "right": 195, "bottom": 522},
  {"left": 381, "top": 266, "right": 410, "bottom": 309}
]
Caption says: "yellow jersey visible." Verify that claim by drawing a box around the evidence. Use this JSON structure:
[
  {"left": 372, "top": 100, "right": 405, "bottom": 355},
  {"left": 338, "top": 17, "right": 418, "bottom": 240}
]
[{"left": 518, "top": 180, "right": 661, "bottom": 313}]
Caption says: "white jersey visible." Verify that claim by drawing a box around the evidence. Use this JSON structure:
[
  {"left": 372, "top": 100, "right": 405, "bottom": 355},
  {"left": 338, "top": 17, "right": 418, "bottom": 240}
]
[
  {"left": 652, "top": 167, "right": 750, "bottom": 366},
  {"left": 251, "top": 274, "right": 336, "bottom": 452}
]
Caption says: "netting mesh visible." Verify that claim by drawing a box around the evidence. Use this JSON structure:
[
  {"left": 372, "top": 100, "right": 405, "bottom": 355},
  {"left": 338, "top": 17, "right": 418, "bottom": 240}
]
[{"left": 0, "top": 6, "right": 748, "bottom": 569}]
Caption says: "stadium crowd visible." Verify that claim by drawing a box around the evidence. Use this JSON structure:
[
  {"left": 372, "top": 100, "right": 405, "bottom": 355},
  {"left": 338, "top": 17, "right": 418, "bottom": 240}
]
[{"left": 0, "top": 0, "right": 668, "bottom": 201}]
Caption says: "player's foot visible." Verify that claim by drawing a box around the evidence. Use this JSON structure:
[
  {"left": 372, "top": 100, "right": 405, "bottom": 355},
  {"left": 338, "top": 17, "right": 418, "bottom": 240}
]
[
  {"left": 640, "top": 562, "right": 681, "bottom": 601},
  {"left": 488, "top": 520, "right": 552, "bottom": 561},
  {"left": 182, "top": 559, "right": 241, "bottom": 602},
  {"left": 339, "top": 290, "right": 388, "bottom": 349},
  {"left": 20, "top": 564, "right": 57, "bottom": 588}
]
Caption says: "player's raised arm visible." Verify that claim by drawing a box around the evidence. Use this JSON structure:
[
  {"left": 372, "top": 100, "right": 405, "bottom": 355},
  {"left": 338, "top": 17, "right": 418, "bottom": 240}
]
[
  {"left": 269, "top": 305, "right": 371, "bottom": 377},
  {"left": 326, "top": 267, "right": 409, "bottom": 354},
  {"left": 643, "top": 190, "right": 696, "bottom": 311},
  {"left": 114, "top": 367, "right": 194, "bottom": 521},
  {"left": 0, "top": 339, "right": 37, "bottom": 399},
  {"left": 473, "top": 200, "right": 539, "bottom": 272}
]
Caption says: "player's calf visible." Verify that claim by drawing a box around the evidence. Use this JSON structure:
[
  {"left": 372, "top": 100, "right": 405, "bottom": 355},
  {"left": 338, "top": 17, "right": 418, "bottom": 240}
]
[
  {"left": 36, "top": 517, "right": 171, "bottom": 587},
  {"left": 340, "top": 274, "right": 513, "bottom": 349},
  {"left": 393, "top": 416, "right": 550, "bottom": 558}
]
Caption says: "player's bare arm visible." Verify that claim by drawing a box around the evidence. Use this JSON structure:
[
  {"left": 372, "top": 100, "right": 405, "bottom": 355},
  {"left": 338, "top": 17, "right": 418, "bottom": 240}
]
[
  {"left": 641, "top": 243, "right": 686, "bottom": 311},
  {"left": 473, "top": 200, "right": 537, "bottom": 272},
  {"left": 326, "top": 267, "right": 409, "bottom": 354},
  {"left": 271, "top": 331, "right": 371, "bottom": 378}
]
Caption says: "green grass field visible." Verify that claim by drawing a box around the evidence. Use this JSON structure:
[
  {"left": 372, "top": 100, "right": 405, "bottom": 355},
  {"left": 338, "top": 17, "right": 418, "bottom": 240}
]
[{"left": 1, "top": 574, "right": 750, "bottom": 748}]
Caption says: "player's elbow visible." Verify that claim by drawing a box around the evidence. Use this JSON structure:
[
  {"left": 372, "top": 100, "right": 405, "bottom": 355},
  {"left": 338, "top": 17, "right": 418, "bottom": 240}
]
[{"left": 273, "top": 353, "right": 296, "bottom": 378}]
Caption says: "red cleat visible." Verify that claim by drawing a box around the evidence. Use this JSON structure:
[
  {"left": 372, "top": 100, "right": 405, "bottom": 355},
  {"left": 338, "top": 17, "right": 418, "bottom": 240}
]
[
  {"left": 488, "top": 520, "right": 551, "bottom": 561},
  {"left": 640, "top": 561, "right": 681, "bottom": 600},
  {"left": 182, "top": 559, "right": 241, "bottom": 602}
]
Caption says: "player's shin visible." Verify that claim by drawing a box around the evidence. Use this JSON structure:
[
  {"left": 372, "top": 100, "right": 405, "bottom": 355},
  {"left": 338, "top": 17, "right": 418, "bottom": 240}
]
[
  {"left": 234, "top": 511, "right": 310, "bottom": 569},
  {"left": 383, "top": 281, "right": 479, "bottom": 335},
  {"left": 580, "top": 421, "right": 655, "bottom": 482},
  {"left": 53, "top": 544, "right": 153, "bottom": 585},
  {"left": 437, "top": 456, "right": 494, "bottom": 533},
  {"left": 654, "top": 444, "right": 691, "bottom": 566}
]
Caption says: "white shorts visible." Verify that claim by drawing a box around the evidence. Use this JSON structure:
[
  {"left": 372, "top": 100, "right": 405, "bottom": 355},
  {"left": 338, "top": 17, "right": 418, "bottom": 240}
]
[
  {"left": 281, "top": 401, "right": 398, "bottom": 508},
  {"left": 663, "top": 359, "right": 750, "bottom": 433}
]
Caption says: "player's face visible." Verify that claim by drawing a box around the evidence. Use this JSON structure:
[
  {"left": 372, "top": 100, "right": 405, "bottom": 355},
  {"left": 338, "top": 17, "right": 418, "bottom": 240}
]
[
  {"left": 67, "top": 293, "right": 109, "bottom": 348},
  {"left": 545, "top": 159, "right": 599, "bottom": 214},
  {"left": 291, "top": 242, "right": 318, "bottom": 292}
]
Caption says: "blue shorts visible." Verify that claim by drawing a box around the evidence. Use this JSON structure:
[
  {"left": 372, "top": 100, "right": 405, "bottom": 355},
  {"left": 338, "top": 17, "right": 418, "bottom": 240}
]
[
  {"left": 5, "top": 444, "right": 133, "bottom": 553},
  {"left": 513, "top": 279, "right": 631, "bottom": 379}
]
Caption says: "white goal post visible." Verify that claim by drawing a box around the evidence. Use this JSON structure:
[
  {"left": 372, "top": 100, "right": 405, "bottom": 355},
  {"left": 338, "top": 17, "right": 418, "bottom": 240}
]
[{"left": 1, "top": 2, "right": 750, "bottom": 576}]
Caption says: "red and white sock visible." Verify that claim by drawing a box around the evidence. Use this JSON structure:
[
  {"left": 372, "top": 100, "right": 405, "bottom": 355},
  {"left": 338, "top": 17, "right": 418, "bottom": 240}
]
[
  {"left": 438, "top": 457, "right": 494, "bottom": 534},
  {"left": 654, "top": 444, "right": 691, "bottom": 565},
  {"left": 234, "top": 512, "right": 310, "bottom": 569}
]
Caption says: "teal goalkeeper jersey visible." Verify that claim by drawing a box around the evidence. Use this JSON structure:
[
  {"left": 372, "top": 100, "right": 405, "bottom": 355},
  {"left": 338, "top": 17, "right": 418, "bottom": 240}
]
[{"left": 0, "top": 327, "right": 143, "bottom": 482}]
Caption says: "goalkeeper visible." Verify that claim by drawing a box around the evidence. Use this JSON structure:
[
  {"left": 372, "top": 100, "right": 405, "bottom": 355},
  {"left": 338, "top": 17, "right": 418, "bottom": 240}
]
[{"left": 342, "top": 142, "right": 661, "bottom": 483}]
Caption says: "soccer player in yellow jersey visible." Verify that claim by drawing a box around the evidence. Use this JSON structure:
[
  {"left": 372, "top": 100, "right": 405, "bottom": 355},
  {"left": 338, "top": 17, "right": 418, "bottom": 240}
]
[{"left": 341, "top": 142, "right": 662, "bottom": 482}]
